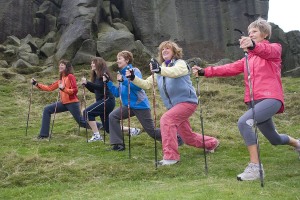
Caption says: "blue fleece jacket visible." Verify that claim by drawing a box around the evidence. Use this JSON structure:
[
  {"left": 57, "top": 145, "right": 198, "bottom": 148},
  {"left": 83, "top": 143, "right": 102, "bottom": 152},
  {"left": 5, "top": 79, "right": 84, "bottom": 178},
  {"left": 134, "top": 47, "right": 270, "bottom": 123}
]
[{"left": 106, "top": 64, "right": 150, "bottom": 110}]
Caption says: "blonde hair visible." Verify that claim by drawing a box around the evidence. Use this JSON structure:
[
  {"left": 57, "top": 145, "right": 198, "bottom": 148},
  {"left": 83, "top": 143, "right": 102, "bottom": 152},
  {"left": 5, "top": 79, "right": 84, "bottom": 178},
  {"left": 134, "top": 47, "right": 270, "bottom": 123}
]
[
  {"left": 157, "top": 41, "right": 183, "bottom": 64},
  {"left": 248, "top": 17, "right": 272, "bottom": 39},
  {"left": 117, "top": 50, "right": 133, "bottom": 64}
]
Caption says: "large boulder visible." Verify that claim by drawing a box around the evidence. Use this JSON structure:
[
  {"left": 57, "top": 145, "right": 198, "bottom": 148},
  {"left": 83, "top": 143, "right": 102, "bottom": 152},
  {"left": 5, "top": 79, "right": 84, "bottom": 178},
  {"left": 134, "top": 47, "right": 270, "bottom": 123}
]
[
  {"left": 12, "top": 59, "right": 33, "bottom": 68},
  {"left": 122, "top": 0, "right": 268, "bottom": 62},
  {"left": 0, "top": 0, "right": 41, "bottom": 43},
  {"left": 72, "top": 39, "right": 97, "bottom": 65},
  {"left": 54, "top": 0, "right": 102, "bottom": 62},
  {"left": 40, "top": 42, "right": 57, "bottom": 58},
  {"left": 282, "top": 31, "right": 300, "bottom": 76},
  {"left": 0, "top": 60, "right": 9, "bottom": 68},
  {"left": 97, "top": 22, "right": 135, "bottom": 61}
]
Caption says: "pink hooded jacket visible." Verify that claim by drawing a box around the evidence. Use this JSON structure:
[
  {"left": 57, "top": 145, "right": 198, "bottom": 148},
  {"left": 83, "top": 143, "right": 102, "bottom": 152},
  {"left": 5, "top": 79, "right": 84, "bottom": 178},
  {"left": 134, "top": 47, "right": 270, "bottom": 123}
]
[{"left": 204, "top": 40, "right": 284, "bottom": 113}]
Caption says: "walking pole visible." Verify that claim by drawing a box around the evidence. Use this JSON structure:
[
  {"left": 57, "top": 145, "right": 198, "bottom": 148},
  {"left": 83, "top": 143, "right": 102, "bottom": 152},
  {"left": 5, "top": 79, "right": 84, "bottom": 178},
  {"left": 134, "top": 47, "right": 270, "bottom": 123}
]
[
  {"left": 196, "top": 76, "right": 208, "bottom": 175},
  {"left": 127, "top": 67, "right": 131, "bottom": 159},
  {"left": 25, "top": 84, "right": 33, "bottom": 136},
  {"left": 49, "top": 90, "right": 60, "bottom": 141},
  {"left": 103, "top": 82, "right": 107, "bottom": 144},
  {"left": 78, "top": 96, "right": 82, "bottom": 135},
  {"left": 151, "top": 71, "right": 158, "bottom": 169},
  {"left": 82, "top": 84, "right": 88, "bottom": 142},
  {"left": 118, "top": 72, "right": 125, "bottom": 145},
  {"left": 234, "top": 29, "right": 264, "bottom": 187}
]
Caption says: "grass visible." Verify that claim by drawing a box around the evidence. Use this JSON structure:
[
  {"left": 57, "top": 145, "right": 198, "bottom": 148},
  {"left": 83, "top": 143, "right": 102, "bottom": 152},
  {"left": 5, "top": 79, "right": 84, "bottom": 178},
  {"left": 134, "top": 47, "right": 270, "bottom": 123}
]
[{"left": 0, "top": 66, "right": 300, "bottom": 200}]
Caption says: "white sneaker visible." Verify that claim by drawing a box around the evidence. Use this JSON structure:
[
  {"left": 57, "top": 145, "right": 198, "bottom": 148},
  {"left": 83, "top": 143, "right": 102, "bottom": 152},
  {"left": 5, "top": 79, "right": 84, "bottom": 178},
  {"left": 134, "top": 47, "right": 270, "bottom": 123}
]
[
  {"left": 158, "top": 159, "right": 179, "bottom": 166},
  {"left": 88, "top": 134, "right": 103, "bottom": 142},
  {"left": 205, "top": 140, "right": 220, "bottom": 153},
  {"left": 237, "top": 163, "right": 264, "bottom": 181},
  {"left": 130, "top": 128, "right": 141, "bottom": 136}
]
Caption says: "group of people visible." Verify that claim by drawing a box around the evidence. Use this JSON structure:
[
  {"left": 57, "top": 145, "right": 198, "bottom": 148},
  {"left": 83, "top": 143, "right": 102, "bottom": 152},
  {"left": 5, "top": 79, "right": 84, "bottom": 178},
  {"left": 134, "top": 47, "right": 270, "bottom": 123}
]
[{"left": 30, "top": 18, "right": 300, "bottom": 181}]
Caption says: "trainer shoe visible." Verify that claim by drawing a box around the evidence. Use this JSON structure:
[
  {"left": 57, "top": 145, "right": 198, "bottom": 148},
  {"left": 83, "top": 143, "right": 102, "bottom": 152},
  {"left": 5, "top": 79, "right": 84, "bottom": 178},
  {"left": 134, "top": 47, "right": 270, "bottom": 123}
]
[
  {"left": 158, "top": 159, "right": 179, "bottom": 166},
  {"left": 205, "top": 139, "right": 220, "bottom": 153},
  {"left": 88, "top": 134, "right": 103, "bottom": 142},
  {"left": 111, "top": 144, "right": 125, "bottom": 151},
  {"left": 130, "top": 128, "right": 141, "bottom": 136},
  {"left": 237, "top": 163, "right": 264, "bottom": 181},
  {"left": 36, "top": 135, "right": 49, "bottom": 140}
]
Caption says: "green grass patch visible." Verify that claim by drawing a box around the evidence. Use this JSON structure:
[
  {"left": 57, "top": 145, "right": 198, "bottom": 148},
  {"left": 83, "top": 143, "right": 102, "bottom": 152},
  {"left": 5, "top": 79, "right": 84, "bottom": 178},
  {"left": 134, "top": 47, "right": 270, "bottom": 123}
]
[{"left": 0, "top": 67, "right": 299, "bottom": 199}]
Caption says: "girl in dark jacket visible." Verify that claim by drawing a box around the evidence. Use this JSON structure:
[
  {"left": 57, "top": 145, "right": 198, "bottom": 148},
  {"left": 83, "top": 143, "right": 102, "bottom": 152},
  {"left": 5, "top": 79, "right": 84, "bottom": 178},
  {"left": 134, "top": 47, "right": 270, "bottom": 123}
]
[{"left": 81, "top": 57, "right": 115, "bottom": 142}]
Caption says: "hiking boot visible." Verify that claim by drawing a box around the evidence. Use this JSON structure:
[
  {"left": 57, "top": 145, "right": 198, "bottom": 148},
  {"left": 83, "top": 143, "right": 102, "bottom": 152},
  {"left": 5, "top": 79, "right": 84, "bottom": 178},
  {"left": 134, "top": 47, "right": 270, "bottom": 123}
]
[
  {"left": 295, "top": 139, "right": 300, "bottom": 160},
  {"left": 111, "top": 144, "right": 125, "bottom": 151},
  {"left": 158, "top": 159, "right": 179, "bottom": 166},
  {"left": 88, "top": 134, "right": 103, "bottom": 142},
  {"left": 206, "top": 139, "right": 220, "bottom": 153},
  {"left": 130, "top": 128, "right": 141, "bottom": 136},
  {"left": 177, "top": 135, "right": 184, "bottom": 146},
  {"left": 237, "top": 163, "right": 264, "bottom": 181}
]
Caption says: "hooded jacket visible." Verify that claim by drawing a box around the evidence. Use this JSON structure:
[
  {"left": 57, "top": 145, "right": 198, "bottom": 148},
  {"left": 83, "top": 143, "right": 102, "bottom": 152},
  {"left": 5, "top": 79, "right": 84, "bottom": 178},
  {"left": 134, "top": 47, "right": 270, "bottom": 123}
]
[{"left": 204, "top": 40, "right": 284, "bottom": 113}]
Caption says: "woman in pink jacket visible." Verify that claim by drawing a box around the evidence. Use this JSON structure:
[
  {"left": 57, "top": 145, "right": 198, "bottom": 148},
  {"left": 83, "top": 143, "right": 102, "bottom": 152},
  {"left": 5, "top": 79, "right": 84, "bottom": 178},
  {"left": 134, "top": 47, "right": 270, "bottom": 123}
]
[{"left": 192, "top": 18, "right": 300, "bottom": 181}]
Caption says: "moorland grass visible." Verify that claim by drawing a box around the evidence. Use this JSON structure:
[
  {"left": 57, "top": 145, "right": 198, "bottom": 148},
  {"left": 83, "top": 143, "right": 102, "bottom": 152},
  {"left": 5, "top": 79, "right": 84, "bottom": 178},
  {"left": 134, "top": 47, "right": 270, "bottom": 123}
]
[{"left": 0, "top": 66, "right": 299, "bottom": 200}]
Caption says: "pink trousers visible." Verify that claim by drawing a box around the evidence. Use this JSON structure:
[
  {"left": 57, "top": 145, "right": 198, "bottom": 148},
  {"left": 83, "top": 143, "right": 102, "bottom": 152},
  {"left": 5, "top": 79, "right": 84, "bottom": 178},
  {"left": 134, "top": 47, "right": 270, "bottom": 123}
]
[{"left": 160, "top": 102, "right": 218, "bottom": 161}]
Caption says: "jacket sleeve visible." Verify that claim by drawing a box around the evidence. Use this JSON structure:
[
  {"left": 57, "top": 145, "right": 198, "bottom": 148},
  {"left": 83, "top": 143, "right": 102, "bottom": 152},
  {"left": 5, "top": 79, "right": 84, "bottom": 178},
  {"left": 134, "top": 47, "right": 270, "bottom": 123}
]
[
  {"left": 85, "top": 82, "right": 95, "bottom": 93},
  {"left": 106, "top": 81, "right": 120, "bottom": 97},
  {"left": 85, "top": 78, "right": 105, "bottom": 94},
  {"left": 204, "top": 59, "right": 244, "bottom": 77},
  {"left": 132, "top": 74, "right": 155, "bottom": 90},
  {"left": 249, "top": 42, "right": 282, "bottom": 61},
  {"left": 122, "top": 68, "right": 145, "bottom": 92},
  {"left": 160, "top": 60, "right": 189, "bottom": 78},
  {"left": 36, "top": 80, "right": 59, "bottom": 91},
  {"left": 62, "top": 74, "right": 78, "bottom": 95}
]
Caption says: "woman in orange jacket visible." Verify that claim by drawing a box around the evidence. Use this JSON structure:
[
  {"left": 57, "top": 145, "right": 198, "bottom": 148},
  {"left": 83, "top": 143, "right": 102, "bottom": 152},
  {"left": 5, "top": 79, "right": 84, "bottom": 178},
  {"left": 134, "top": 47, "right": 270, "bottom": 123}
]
[{"left": 31, "top": 59, "right": 82, "bottom": 139}]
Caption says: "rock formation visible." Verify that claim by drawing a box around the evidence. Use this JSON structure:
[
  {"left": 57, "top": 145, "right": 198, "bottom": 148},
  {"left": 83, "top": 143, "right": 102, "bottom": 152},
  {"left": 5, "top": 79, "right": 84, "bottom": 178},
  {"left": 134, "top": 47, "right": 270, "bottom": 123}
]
[{"left": 0, "top": 0, "right": 299, "bottom": 77}]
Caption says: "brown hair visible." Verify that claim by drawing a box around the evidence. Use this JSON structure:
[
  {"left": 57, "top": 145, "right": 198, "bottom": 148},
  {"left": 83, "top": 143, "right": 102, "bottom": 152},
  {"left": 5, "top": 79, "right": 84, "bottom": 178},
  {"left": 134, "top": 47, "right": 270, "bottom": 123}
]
[
  {"left": 117, "top": 50, "right": 134, "bottom": 64},
  {"left": 59, "top": 59, "right": 73, "bottom": 79},
  {"left": 157, "top": 41, "right": 183, "bottom": 64},
  {"left": 90, "top": 57, "right": 112, "bottom": 82}
]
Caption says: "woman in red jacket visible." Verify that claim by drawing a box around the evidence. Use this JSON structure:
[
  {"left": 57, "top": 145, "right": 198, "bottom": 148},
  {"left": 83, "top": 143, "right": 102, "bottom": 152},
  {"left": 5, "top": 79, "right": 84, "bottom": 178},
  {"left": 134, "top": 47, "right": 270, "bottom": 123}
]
[
  {"left": 192, "top": 18, "right": 300, "bottom": 181},
  {"left": 31, "top": 59, "right": 81, "bottom": 139}
]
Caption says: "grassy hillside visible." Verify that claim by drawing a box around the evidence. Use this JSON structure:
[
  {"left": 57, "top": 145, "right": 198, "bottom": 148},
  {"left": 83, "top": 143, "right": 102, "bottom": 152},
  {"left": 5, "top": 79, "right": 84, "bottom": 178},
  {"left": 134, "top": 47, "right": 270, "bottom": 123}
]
[{"left": 0, "top": 66, "right": 300, "bottom": 200}]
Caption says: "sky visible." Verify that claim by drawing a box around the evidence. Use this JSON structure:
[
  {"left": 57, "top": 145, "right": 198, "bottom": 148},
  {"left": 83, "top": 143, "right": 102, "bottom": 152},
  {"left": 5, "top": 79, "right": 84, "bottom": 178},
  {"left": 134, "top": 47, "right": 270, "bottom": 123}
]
[{"left": 268, "top": 0, "right": 300, "bottom": 32}]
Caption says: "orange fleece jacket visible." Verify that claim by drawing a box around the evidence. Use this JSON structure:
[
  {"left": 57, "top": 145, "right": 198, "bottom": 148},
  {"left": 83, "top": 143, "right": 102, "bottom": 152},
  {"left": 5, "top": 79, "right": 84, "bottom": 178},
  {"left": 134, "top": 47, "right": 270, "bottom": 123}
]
[{"left": 36, "top": 74, "right": 79, "bottom": 104}]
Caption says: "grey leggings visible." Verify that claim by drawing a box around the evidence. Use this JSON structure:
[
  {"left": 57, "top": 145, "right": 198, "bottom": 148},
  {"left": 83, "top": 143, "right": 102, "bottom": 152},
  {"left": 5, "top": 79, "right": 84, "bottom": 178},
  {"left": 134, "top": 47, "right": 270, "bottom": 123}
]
[
  {"left": 109, "top": 106, "right": 161, "bottom": 145},
  {"left": 237, "top": 99, "right": 289, "bottom": 146}
]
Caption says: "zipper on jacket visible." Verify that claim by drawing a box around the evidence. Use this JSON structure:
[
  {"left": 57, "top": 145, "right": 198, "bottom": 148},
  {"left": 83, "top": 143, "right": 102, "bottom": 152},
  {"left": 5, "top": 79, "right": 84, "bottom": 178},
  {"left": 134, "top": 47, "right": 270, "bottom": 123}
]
[{"left": 163, "top": 76, "right": 173, "bottom": 107}]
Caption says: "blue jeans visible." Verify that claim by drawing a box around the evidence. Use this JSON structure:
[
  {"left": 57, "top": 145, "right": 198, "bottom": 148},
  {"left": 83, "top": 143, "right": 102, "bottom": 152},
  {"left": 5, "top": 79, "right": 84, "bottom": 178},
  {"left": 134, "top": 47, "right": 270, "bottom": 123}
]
[{"left": 39, "top": 102, "right": 81, "bottom": 137}]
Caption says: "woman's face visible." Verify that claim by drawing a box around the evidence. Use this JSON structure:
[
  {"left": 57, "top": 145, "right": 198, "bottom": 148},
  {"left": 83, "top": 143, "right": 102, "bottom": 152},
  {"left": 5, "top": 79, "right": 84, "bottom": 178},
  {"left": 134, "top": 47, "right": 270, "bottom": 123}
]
[
  {"left": 59, "top": 63, "right": 66, "bottom": 73},
  {"left": 161, "top": 46, "right": 174, "bottom": 61},
  {"left": 91, "top": 61, "right": 96, "bottom": 71},
  {"left": 117, "top": 55, "right": 128, "bottom": 69},
  {"left": 248, "top": 27, "right": 267, "bottom": 43}
]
